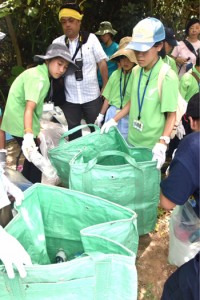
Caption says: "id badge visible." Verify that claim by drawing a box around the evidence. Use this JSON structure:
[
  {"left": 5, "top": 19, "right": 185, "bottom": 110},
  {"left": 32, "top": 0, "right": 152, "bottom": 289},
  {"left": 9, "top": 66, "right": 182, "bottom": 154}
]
[
  {"left": 43, "top": 102, "right": 54, "bottom": 112},
  {"left": 116, "top": 109, "right": 121, "bottom": 115},
  {"left": 133, "top": 119, "right": 143, "bottom": 131}
]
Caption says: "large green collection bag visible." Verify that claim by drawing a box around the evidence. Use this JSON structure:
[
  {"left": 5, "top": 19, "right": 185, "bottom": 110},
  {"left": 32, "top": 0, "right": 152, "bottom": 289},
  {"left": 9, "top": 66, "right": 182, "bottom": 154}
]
[
  {"left": 69, "top": 150, "right": 160, "bottom": 236},
  {"left": 0, "top": 184, "right": 138, "bottom": 300},
  {"left": 48, "top": 125, "right": 138, "bottom": 187}
]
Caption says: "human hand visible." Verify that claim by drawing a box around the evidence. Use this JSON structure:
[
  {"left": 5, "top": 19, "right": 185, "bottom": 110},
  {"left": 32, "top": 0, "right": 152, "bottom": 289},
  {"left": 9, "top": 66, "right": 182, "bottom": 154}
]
[
  {"left": 176, "top": 122, "right": 186, "bottom": 140},
  {"left": 2, "top": 173, "right": 24, "bottom": 206},
  {"left": 94, "top": 113, "right": 104, "bottom": 127},
  {"left": 176, "top": 56, "right": 189, "bottom": 65},
  {"left": 152, "top": 143, "right": 167, "bottom": 170},
  {"left": 22, "top": 133, "right": 37, "bottom": 161},
  {"left": 0, "top": 226, "right": 32, "bottom": 279},
  {"left": 100, "top": 118, "right": 118, "bottom": 134}
]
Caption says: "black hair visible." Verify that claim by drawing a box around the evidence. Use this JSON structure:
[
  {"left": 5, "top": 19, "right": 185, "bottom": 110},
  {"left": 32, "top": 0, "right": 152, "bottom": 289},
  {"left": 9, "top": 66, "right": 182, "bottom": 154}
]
[
  {"left": 186, "top": 92, "right": 200, "bottom": 120},
  {"left": 185, "top": 18, "right": 200, "bottom": 36},
  {"left": 59, "top": 2, "right": 82, "bottom": 14},
  {"left": 154, "top": 41, "right": 166, "bottom": 59}
]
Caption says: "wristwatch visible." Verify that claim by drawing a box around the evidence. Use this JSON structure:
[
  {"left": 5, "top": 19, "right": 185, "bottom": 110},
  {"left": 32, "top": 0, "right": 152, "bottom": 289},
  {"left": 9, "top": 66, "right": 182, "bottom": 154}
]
[{"left": 159, "top": 136, "right": 170, "bottom": 144}]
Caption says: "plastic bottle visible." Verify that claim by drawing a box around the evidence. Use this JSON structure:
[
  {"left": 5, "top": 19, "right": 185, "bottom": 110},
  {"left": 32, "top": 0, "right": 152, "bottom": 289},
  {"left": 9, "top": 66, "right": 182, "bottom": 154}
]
[
  {"left": 29, "top": 150, "right": 58, "bottom": 179},
  {"left": 55, "top": 249, "right": 67, "bottom": 263}
]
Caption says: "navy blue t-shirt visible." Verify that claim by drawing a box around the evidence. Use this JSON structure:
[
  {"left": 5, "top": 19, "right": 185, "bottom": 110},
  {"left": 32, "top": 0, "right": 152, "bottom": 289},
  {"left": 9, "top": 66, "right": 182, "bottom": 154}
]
[{"left": 160, "top": 132, "right": 200, "bottom": 216}]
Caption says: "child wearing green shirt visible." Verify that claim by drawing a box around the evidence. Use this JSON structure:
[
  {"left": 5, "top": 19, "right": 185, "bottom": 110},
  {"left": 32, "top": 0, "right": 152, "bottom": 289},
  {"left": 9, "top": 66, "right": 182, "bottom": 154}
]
[
  {"left": 101, "top": 17, "right": 179, "bottom": 170},
  {"left": 1, "top": 43, "right": 77, "bottom": 183},
  {"left": 179, "top": 48, "right": 200, "bottom": 102},
  {"left": 95, "top": 37, "right": 137, "bottom": 139}
]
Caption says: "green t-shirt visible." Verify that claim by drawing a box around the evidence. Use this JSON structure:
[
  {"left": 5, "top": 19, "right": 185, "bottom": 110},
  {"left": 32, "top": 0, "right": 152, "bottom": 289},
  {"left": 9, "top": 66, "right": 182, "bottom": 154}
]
[
  {"left": 102, "top": 69, "right": 133, "bottom": 108},
  {"left": 179, "top": 66, "right": 200, "bottom": 102},
  {"left": 1, "top": 64, "right": 50, "bottom": 138},
  {"left": 163, "top": 55, "right": 178, "bottom": 75},
  {"left": 128, "top": 58, "right": 179, "bottom": 149}
]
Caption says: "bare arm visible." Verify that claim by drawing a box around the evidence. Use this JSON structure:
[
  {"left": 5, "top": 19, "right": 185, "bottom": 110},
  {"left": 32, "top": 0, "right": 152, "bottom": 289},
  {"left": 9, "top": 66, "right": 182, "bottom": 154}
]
[
  {"left": 160, "top": 190, "right": 176, "bottom": 210},
  {"left": 159, "top": 111, "right": 176, "bottom": 145},
  {"left": 100, "top": 99, "right": 110, "bottom": 115},
  {"left": 24, "top": 101, "right": 37, "bottom": 134},
  {"left": 98, "top": 59, "right": 108, "bottom": 92},
  {"left": 113, "top": 101, "right": 131, "bottom": 122},
  {"left": 0, "top": 117, "right": 5, "bottom": 149}
]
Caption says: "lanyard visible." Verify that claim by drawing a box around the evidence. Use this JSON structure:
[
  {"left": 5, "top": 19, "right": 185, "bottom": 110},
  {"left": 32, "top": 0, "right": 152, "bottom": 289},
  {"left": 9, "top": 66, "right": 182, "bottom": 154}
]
[
  {"left": 137, "top": 61, "right": 158, "bottom": 120},
  {"left": 119, "top": 70, "right": 131, "bottom": 109},
  {"left": 65, "top": 36, "right": 82, "bottom": 61}
]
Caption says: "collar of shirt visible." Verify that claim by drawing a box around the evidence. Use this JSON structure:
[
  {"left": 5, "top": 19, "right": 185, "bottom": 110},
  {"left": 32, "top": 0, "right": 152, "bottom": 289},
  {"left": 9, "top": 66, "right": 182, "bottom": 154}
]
[{"left": 67, "top": 35, "right": 79, "bottom": 56}]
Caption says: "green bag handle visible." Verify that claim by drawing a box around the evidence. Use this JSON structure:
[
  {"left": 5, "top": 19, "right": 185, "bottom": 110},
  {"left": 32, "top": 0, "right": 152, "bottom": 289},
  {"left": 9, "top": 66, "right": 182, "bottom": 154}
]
[
  {"left": 85, "top": 150, "right": 139, "bottom": 171},
  {"left": 60, "top": 124, "right": 100, "bottom": 141}
]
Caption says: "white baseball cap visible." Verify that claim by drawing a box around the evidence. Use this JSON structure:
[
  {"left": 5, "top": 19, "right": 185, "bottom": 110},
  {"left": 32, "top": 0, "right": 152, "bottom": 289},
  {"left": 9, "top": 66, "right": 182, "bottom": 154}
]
[{"left": 126, "top": 17, "right": 165, "bottom": 52}]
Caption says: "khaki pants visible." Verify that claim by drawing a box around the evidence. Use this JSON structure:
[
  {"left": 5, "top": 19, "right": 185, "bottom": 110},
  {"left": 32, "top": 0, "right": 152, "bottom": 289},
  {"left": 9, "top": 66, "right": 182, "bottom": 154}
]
[{"left": 0, "top": 204, "right": 13, "bottom": 227}]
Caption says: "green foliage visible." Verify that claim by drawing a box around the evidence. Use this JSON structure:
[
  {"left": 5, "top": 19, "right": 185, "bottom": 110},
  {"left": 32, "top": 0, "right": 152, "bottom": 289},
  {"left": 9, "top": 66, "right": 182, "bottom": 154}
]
[
  {"left": 0, "top": 0, "right": 199, "bottom": 104},
  {"left": 7, "top": 65, "right": 25, "bottom": 86}
]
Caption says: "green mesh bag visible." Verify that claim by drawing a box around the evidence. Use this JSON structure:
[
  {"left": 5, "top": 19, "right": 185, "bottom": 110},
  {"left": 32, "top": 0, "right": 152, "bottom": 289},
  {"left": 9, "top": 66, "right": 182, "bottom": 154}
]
[{"left": 0, "top": 184, "right": 138, "bottom": 300}]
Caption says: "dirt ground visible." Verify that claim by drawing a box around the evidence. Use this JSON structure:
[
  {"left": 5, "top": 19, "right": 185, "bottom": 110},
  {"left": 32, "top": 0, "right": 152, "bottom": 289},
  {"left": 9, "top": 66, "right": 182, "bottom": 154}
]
[{"left": 6, "top": 139, "right": 177, "bottom": 300}]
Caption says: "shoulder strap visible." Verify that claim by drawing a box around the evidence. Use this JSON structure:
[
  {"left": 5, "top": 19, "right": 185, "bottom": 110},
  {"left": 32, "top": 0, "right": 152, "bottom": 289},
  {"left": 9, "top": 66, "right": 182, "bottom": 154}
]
[
  {"left": 81, "top": 31, "right": 90, "bottom": 44},
  {"left": 183, "top": 40, "right": 197, "bottom": 57},
  {"left": 191, "top": 71, "right": 200, "bottom": 84},
  {"left": 157, "top": 63, "right": 171, "bottom": 99},
  {"left": 133, "top": 65, "right": 140, "bottom": 76}
]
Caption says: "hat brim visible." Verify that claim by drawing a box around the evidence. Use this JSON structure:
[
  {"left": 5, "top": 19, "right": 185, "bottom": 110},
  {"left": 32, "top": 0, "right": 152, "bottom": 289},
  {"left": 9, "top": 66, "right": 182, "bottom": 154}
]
[
  {"left": 34, "top": 54, "right": 78, "bottom": 72},
  {"left": 165, "top": 39, "right": 178, "bottom": 47},
  {"left": 95, "top": 29, "right": 117, "bottom": 36},
  {"left": 125, "top": 41, "right": 155, "bottom": 52},
  {"left": 110, "top": 49, "right": 137, "bottom": 64}
]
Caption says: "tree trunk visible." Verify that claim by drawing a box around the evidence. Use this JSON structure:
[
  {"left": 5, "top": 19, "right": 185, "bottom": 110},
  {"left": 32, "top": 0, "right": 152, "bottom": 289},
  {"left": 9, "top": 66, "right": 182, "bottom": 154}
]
[{"left": 5, "top": 15, "right": 22, "bottom": 66}]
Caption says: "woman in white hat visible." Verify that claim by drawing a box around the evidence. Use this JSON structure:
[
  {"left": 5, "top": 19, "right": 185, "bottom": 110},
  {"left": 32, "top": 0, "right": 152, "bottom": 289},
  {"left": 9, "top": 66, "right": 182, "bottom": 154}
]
[{"left": 1, "top": 43, "right": 77, "bottom": 183}]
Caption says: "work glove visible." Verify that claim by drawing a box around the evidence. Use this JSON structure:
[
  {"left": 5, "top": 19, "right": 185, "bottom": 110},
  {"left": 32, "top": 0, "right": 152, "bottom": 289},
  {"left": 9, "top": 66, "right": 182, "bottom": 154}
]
[
  {"left": 1, "top": 173, "right": 24, "bottom": 206},
  {"left": 176, "top": 122, "right": 186, "bottom": 140},
  {"left": 94, "top": 113, "right": 104, "bottom": 128},
  {"left": 100, "top": 118, "right": 118, "bottom": 134},
  {"left": 0, "top": 149, "right": 7, "bottom": 169},
  {"left": 22, "top": 133, "right": 37, "bottom": 162},
  {"left": 152, "top": 143, "right": 167, "bottom": 170},
  {"left": 0, "top": 226, "right": 32, "bottom": 279}
]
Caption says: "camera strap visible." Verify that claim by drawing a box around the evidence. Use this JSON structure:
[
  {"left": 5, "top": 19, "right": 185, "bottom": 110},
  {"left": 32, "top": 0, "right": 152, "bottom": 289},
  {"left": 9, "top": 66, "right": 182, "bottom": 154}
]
[
  {"left": 65, "top": 31, "right": 90, "bottom": 61},
  {"left": 65, "top": 36, "right": 82, "bottom": 61}
]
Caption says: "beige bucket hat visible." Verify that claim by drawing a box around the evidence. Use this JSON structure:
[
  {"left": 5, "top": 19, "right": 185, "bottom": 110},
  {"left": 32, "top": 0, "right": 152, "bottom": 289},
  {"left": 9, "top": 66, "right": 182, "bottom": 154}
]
[
  {"left": 95, "top": 21, "right": 117, "bottom": 36},
  {"left": 110, "top": 37, "right": 137, "bottom": 63}
]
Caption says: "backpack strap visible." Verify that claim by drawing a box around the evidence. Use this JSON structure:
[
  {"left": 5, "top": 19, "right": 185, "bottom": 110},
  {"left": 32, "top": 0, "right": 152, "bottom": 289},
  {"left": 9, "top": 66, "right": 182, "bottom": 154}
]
[
  {"left": 191, "top": 71, "right": 200, "bottom": 84},
  {"left": 157, "top": 63, "right": 171, "bottom": 100},
  {"left": 183, "top": 40, "right": 198, "bottom": 57},
  {"left": 133, "top": 64, "right": 140, "bottom": 76}
]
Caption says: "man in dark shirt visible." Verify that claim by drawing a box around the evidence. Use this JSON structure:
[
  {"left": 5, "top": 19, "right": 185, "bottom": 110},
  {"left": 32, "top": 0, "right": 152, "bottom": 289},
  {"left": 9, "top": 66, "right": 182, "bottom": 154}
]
[{"left": 160, "top": 92, "right": 200, "bottom": 300}]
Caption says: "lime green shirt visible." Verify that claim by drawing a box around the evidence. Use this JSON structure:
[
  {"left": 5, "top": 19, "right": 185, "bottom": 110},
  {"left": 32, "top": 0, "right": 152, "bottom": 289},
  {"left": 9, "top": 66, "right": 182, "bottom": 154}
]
[
  {"left": 128, "top": 58, "right": 179, "bottom": 149},
  {"left": 1, "top": 64, "right": 50, "bottom": 138},
  {"left": 163, "top": 55, "right": 178, "bottom": 76},
  {"left": 102, "top": 69, "right": 133, "bottom": 108},
  {"left": 179, "top": 66, "right": 200, "bottom": 102}
]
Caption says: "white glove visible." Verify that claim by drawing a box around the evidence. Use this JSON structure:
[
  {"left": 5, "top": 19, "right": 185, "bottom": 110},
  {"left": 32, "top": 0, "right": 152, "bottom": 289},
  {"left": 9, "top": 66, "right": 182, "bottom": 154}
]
[
  {"left": 152, "top": 143, "right": 167, "bottom": 170},
  {"left": 2, "top": 173, "right": 24, "bottom": 206},
  {"left": 94, "top": 113, "right": 104, "bottom": 127},
  {"left": 0, "top": 149, "right": 7, "bottom": 169},
  {"left": 176, "top": 122, "right": 186, "bottom": 140},
  {"left": 100, "top": 118, "right": 118, "bottom": 134},
  {"left": 0, "top": 226, "right": 32, "bottom": 278},
  {"left": 22, "top": 133, "right": 37, "bottom": 162}
]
